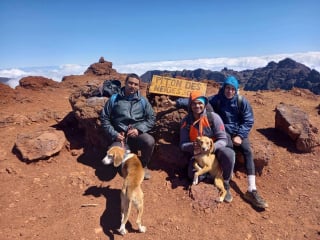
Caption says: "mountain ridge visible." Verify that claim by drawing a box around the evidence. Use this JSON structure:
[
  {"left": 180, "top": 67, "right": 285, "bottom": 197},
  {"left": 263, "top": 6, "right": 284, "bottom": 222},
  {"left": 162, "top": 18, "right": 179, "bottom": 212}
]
[{"left": 140, "top": 58, "right": 320, "bottom": 95}]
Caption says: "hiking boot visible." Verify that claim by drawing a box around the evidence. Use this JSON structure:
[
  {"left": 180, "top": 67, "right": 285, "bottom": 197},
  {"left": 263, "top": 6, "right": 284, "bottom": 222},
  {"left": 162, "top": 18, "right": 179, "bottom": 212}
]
[
  {"left": 198, "top": 174, "right": 206, "bottom": 182},
  {"left": 223, "top": 181, "right": 233, "bottom": 203},
  {"left": 144, "top": 167, "right": 151, "bottom": 180},
  {"left": 243, "top": 190, "right": 269, "bottom": 209},
  {"left": 224, "top": 188, "right": 233, "bottom": 203}
]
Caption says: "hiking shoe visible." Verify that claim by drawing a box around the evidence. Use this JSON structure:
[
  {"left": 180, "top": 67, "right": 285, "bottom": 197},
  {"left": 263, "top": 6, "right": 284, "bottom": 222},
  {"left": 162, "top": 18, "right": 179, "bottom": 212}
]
[
  {"left": 223, "top": 181, "right": 233, "bottom": 203},
  {"left": 144, "top": 167, "right": 151, "bottom": 180},
  {"left": 243, "top": 190, "right": 269, "bottom": 209},
  {"left": 198, "top": 174, "right": 206, "bottom": 182},
  {"left": 224, "top": 188, "right": 233, "bottom": 203}
]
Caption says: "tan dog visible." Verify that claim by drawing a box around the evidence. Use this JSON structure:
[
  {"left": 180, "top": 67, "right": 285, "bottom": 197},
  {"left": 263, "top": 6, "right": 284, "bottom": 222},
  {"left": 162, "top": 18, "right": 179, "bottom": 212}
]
[
  {"left": 193, "top": 136, "right": 227, "bottom": 202},
  {"left": 102, "top": 146, "right": 146, "bottom": 235}
]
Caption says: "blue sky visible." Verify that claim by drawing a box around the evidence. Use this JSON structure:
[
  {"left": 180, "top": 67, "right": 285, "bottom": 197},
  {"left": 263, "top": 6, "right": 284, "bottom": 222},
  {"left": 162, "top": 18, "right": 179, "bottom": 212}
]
[{"left": 1, "top": 0, "right": 320, "bottom": 87}]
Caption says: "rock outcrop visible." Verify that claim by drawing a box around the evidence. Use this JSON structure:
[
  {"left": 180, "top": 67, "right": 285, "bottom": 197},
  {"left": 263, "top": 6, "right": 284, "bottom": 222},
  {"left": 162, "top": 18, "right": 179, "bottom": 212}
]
[
  {"left": 19, "top": 76, "right": 59, "bottom": 90},
  {"left": 275, "top": 103, "right": 319, "bottom": 152},
  {"left": 14, "top": 128, "right": 66, "bottom": 161},
  {"left": 84, "top": 59, "right": 118, "bottom": 76}
]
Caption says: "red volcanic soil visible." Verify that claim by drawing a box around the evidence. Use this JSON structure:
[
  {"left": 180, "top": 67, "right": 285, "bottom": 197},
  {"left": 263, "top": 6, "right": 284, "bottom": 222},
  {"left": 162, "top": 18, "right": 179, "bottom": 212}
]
[{"left": 0, "top": 74, "right": 319, "bottom": 240}]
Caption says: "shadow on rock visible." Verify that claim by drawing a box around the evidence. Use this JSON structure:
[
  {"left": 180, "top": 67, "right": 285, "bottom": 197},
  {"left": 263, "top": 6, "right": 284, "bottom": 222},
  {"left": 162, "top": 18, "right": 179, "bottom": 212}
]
[{"left": 256, "top": 127, "right": 300, "bottom": 153}]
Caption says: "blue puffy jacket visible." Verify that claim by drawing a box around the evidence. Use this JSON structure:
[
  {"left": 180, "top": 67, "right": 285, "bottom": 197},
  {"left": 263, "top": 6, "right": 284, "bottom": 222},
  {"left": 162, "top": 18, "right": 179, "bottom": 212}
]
[{"left": 208, "top": 88, "right": 254, "bottom": 139}]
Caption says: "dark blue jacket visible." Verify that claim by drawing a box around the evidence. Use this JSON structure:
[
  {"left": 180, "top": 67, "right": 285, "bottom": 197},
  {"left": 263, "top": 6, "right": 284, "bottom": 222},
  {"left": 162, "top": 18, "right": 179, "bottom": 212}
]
[{"left": 208, "top": 88, "right": 254, "bottom": 139}]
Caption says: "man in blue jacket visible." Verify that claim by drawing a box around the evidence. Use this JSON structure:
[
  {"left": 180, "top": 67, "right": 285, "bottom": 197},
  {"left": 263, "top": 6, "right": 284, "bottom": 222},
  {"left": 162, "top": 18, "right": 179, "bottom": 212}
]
[
  {"left": 100, "top": 73, "right": 156, "bottom": 180},
  {"left": 172, "top": 76, "right": 268, "bottom": 209}
]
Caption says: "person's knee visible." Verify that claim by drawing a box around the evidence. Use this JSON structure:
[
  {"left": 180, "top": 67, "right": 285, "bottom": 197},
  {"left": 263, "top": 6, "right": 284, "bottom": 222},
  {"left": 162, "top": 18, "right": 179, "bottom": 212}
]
[
  {"left": 139, "top": 133, "right": 155, "bottom": 148},
  {"left": 217, "top": 148, "right": 235, "bottom": 165},
  {"left": 146, "top": 134, "right": 155, "bottom": 148}
]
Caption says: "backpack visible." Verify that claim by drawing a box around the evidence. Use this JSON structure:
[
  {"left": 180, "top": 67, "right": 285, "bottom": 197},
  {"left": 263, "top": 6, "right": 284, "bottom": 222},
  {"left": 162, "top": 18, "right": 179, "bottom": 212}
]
[
  {"left": 109, "top": 93, "right": 147, "bottom": 114},
  {"left": 100, "top": 79, "right": 121, "bottom": 97}
]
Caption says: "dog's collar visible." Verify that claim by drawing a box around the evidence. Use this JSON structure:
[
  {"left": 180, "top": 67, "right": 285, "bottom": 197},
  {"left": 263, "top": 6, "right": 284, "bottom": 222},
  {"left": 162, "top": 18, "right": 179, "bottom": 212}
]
[{"left": 121, "top": 151, "right": 134, "bottom": 167}]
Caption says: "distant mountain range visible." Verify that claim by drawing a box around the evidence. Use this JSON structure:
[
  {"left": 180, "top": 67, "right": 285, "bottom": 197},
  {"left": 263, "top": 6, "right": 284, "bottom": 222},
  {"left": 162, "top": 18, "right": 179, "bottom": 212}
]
[
  {"left": 140, "top": 58, "right": 320, "bottom": 95},
  {"left": 0, "top": 77, "right": 11, "bottom": 84}
]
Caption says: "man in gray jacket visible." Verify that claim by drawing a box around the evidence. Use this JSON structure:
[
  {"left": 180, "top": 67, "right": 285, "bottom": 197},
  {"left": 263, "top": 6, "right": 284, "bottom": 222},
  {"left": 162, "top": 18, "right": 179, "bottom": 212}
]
[{"left": 100, "top": 73, "right": 156, "bottom": 179}]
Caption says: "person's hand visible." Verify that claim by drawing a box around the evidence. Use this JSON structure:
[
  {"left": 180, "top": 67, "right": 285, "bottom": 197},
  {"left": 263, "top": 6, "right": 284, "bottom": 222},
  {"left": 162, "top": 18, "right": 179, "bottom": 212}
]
[
  {"left": 164, "top": 97, "right": 176, "bottom": 108},
  {"left": 127, "top": 128, "right": 139, "bottom": 138},
  {"left": 232, "top": 136, "right": 242, "bottom": 146},
  {"left": 116, "top": 132, "right": 125, "bottom": 142}
]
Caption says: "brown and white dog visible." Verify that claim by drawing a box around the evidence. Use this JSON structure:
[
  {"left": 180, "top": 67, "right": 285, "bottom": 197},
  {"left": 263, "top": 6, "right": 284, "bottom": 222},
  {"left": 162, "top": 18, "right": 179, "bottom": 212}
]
[
  {"left": 193, "top": 136, "right": 227, "bottom": 202},
  {"left": 102, "top": 146, "right": 146, "bottom": 235}
]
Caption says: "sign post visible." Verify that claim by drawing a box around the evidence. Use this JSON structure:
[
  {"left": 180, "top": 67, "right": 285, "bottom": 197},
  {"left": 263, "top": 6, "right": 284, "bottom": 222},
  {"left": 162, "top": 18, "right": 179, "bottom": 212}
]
[{"left": 149, "top": 75, "right": 207, "bottom": 97}]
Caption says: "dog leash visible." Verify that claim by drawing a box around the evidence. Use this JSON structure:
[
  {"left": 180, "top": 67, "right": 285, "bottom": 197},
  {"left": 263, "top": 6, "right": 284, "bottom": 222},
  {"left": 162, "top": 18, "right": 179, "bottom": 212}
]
[{"left": 121, "top": 124, "right": 132, "bottom": 149}]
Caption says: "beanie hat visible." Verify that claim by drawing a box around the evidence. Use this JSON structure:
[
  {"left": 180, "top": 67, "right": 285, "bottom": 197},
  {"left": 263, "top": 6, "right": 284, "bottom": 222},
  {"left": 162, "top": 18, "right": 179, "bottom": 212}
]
[
  {"left": 223, "top": 76, "right": 239, "bottom": 90},
  {"left": 189, "top": 90, "right": 208, "bottom": 106},
  {"left": 195, "top": 97, "right": 206, "bottom": 105}
]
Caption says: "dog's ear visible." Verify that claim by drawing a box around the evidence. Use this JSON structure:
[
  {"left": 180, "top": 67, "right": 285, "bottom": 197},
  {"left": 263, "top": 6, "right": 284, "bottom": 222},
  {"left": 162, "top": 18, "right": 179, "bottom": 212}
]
[
  {"left": 113, "top": 151, "right": 122, "bottom": 167},
  {"left": 209, "top": 138, "right": 215, "bottom": 153},
  {"left": 113, "top": 147, "right": 125, "bottom": 167}
]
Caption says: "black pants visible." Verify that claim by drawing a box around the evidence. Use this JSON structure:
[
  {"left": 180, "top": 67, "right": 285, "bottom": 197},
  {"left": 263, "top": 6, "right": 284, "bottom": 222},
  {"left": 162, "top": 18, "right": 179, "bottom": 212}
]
[
  {"left": 110, "top": 132, "right": 155, "bottom": 167},
  {"left": 227, "top": 133, "right": 255, "bottom": 175}
]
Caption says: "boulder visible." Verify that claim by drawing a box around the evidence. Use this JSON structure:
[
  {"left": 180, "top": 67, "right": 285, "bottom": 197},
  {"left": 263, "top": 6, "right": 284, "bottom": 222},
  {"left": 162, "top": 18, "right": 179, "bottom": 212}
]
[
  {"left": 19, "top": 76, "right": 59, "bottom": 90},
  {"left": 275, "top": 103, "right": 319, "bottom": 152},
  {"left": 84, "top": 58, "right": 117, "bottom": 76},
  {"left": 236, "top": 140, "right": 273, "bottom": 175},
  {"left": 69, "top": 85, "right": 109, "bottom": 150},
  {"left": 15, "top": 128, "right": 66, "bottom": 161}
]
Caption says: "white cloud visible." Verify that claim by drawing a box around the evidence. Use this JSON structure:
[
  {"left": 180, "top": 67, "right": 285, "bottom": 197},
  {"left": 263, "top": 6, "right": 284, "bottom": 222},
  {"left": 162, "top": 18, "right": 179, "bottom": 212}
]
[
  {"left": 0, "top": 64, "right": 87, "bottom": 88},
  {"left": 1, "top": 51, "right": 320, "bottom": 88},
  {"left": 116, "top": 51, "right": 320, "bottom": 75}
]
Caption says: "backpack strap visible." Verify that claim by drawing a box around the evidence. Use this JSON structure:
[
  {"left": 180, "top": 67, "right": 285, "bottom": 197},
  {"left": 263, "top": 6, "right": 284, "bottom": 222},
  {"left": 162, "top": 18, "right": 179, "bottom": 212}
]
[
  {"left": 109, "top": 93, "right": 119, "bottom": 109},
  {"left": 206, "top": 106, "right": 214, "bottom": 127},
  {"left": 140, "top": 97, "right": 147, "bottom": 115}
]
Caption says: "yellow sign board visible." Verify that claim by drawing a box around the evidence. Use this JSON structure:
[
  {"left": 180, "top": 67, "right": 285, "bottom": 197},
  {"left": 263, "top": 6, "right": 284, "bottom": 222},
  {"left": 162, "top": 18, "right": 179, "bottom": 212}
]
[{"left": 149, "top": 75, "right": 207, "bottom": 98}]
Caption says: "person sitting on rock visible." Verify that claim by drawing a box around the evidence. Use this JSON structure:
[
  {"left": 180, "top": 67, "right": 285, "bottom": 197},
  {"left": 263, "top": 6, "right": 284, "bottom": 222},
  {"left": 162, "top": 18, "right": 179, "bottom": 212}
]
[
  {"left": 100, "top": 73, "right": 156, "bottom": 180},
  {"left": 180, "top": 90, "right": 235, "bottom": 203}
]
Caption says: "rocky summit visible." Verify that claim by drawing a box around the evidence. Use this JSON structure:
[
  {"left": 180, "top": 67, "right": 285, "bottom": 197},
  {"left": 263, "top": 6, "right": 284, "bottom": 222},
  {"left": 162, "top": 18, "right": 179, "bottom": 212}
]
[{"left": 0, "top": 58, "right": 319, "bottom": 240}]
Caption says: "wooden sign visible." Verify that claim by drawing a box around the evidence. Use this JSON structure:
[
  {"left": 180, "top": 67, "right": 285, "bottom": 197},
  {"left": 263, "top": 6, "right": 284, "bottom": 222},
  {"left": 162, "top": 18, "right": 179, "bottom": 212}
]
[{"left": 149, "top": 75, "right": 207, "bottom": 97}]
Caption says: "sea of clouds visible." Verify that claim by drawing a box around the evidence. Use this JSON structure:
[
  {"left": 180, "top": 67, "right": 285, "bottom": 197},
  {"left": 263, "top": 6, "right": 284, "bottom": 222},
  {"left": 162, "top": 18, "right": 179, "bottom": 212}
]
[{"left": 1, "top": 51, "right": 320, "bottom": 88}]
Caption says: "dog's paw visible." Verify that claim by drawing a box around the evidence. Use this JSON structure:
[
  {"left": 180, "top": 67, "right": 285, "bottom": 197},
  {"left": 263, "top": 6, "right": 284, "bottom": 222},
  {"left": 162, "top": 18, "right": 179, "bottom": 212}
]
[
  {"left": 118, "top": 227, "right": 127, "bottom": 235},
  {"left": 139, "top": 225, "right": 147, "bottom": 233},
  {"left": 216, "top": 197, "right": 224, "bottom": 203},
  {"left": 192, "top": 176, "right": 199, "bottom": 185}
]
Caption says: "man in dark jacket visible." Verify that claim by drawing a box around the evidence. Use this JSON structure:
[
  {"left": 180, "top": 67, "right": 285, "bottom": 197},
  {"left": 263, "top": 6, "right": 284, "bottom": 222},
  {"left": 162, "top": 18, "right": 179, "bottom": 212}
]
[
  {"left": 100, "top": 73, "right": 156, "bottom": 179},
  {"left": 171, "top": 76, "right": 268, "bottom": 209}
]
